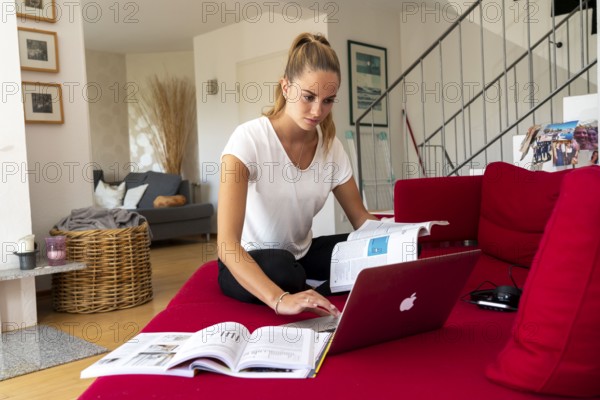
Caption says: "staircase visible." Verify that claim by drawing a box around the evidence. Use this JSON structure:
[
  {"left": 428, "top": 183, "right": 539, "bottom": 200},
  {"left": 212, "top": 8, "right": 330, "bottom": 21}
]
[{"left": 354, "top": 0, "right": 597, "bottom": 211}]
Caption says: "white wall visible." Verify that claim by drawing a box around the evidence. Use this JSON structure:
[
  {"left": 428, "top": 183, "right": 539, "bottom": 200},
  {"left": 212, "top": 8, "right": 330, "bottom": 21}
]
[
  {"left": 16, "top": 0, "right": 93, "bottom": 290},
  {"left": 194, "top": 4, "right": 403, "bottom": 234},
  {"left": 126, "top": 51, "right": 199, "bottom": 184},
  {"left": 194, "top": 17, "right": 328, "bottom": 233},
  {"left": 86, "top": 50, "right": 130, "bottom": 182},
  {"left": 194, "top": 1, "right": 599, "bottom": 236},
  {"left": 326, "top": 2, "right": 403, "bottom": 230},
  {"left": 0, "top": 6, "right": 32, "bottom": 269}
]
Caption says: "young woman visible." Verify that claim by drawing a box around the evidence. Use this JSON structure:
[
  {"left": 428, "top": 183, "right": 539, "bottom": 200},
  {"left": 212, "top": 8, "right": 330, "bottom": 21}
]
[{"left": 217, "top": 33, "right": 376, "bottom": 317}]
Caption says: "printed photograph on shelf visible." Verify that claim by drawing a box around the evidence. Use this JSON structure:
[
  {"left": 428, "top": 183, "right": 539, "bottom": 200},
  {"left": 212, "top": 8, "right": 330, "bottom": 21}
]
[
  {"left": 518, "top": 124, "right": 541, "bottom": 161},
  {"left": 529, "top": 120, "right": 598, "bottom": 168},
  {"left": 15, "top": 0, "right": 56, "bottom": 22},
  {"left": 17, "top": 27, "right": 59, "bottom": 73},
  {"left": 548, "top": 121, "right": 578, "bottom": 168},
  {"left": 573, "top": 120, "right": 598, "bottom": 152},
  {"left": 531, "top": 121, "right": 577, "bottom": 167},
  {"left": 575, "top": 120, "right": 599, "bottom": 167},
  {"left": 22, "top": 81, "right": 64, "bottom": 124},
  {"left": 531, "top": 123, "right": 557, "bottom": 166},
  {"left": 348, "top": 40, "right": 388, "bottom": 127}
]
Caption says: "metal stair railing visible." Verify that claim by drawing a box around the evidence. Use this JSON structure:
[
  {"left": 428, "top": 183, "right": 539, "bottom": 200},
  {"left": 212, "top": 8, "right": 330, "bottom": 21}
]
[
  {"left": 449, "top": 59, "right": 597, "bottom": 175},
  {"left": 419, "top": 1, "right": 594, "bottom": 167},
  {"left": 354, "top": 0, "right": 596, "bottom": 202},
  {"left": 355, "top": 1, "right": 483, "bottom": 195}
]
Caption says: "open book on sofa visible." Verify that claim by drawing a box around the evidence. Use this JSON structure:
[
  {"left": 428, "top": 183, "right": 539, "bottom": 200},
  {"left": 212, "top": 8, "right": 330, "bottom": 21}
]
[
  {"left": 81, "top": 322, "right": 331, "bottom": 379},
  {"left": 330, "top": 220, "right": 448, "bottom": 292}
]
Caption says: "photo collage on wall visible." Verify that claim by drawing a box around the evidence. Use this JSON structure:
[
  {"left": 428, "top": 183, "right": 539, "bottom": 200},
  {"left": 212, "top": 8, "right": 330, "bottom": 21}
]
[{"left": 519, "top": 120, "right": 599, "bottom": 168}]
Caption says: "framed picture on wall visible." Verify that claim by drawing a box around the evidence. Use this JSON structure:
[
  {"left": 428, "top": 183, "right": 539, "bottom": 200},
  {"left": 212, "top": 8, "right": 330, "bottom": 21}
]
[
  {"left": 15, "top": 0, "right": 56, "bottom": 22},
  {"left": 17, "top": 27, "right": 59, "bottom": 72},
  {"left": 22, "top": 81, "right": 64, "bottom": 124},
  {"left": 348, "top": 40, "right": 388, "bottom": 127}
]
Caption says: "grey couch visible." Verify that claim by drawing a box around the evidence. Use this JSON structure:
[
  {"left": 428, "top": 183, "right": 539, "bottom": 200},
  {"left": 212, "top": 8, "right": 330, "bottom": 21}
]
[{"left": 94, "top": 170, "right": 214, "bottom": 242}]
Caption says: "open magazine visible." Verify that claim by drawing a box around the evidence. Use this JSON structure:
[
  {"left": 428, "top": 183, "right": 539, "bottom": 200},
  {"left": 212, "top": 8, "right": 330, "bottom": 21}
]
[
  {"left": 81, "top": 321, "right": 332, "bottom": 379},
  {"left": 329, "top": 220, "right": 448, "bottom": 293}
]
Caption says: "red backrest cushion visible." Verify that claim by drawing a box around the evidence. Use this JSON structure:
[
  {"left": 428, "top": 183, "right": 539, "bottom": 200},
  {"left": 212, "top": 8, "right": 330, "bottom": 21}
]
[
  {"left": 485, "top": 166, "right": 600, "bottom": 397},
  {"left": 478, "top": 162, "right": 569, "bottom": 267},
  {"left": 394, "top": 175, "right": 482, "bottom": 243}
]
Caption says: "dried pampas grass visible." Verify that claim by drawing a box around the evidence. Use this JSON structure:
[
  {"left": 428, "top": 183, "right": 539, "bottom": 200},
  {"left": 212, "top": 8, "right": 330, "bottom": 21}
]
[{"left": 136, "top": 75, "right": 196, "bottom": 175}]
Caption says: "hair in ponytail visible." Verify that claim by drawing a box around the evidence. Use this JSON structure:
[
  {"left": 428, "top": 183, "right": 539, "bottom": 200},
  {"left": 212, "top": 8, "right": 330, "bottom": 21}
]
[{"left": 264, "top": 32, "right": 341, "bottom": 152}]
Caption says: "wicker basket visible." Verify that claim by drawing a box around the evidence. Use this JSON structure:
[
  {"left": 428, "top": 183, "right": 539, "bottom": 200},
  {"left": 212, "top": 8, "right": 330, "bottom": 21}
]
[{"left": 50, "top": 223, "right": 153, "bottom": 313}]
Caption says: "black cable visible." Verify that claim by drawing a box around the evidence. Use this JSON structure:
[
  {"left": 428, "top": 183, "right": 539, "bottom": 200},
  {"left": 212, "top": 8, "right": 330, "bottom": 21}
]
[
  {"left": 508, "top": 263, "right": 530, "bottom": 290},
  {"left": 462, "top": 263, "right": 525, "bottom": 305},
  {"left": 460, "top": 280, "right": 497, "bottom": 303},
  {"left": 508, "top": 265, "right": 519, "bottom": 290}
]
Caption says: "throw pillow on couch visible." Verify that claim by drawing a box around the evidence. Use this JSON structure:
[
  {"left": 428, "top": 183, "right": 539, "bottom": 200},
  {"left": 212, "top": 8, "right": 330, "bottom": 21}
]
[
  {"left": 94, "top": 180, "right": 149, "bottom": 210},
  {"left": 486, "top": 166, "right": 600, "bottom": 397},
  {"left": 121, "top": 184, "right": 149, "bottom": 209},
  {"left": 153, "top": 195, "right": 186, "bottom": 208},
  {"left": 94, "top": 180, "right": 126, "bottom": 208},
  {"left": 125, "top": 171, "right": 182, "bottom": 209},
  {"left": 94, "top": 171, "right": 183, "bottom": 210}
]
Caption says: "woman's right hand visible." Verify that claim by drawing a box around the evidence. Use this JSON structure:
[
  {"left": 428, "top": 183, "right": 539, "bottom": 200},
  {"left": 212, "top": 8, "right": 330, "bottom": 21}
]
[{"left": 275, "top": 289, "right": 341, "bottom": 317}]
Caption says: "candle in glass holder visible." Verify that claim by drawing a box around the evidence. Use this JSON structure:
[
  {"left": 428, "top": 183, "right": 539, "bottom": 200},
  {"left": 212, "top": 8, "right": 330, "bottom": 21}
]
[
  {"left": 45, "top": 236, "right": 66, "bottom": 266},
  {"left": 47, "top": 248, "right": 66, "bottom": 260}
]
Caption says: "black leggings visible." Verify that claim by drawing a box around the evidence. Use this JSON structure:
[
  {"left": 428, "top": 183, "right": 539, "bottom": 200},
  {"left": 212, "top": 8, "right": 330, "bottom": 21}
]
[{"left": 218, "top": 233, "right": 349, "bottom": 303}]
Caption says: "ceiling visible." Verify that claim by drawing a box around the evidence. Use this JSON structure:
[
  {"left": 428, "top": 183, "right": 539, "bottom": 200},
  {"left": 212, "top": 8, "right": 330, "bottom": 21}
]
[{"left": 81, "top": 0, "right": 423, "bottom": 54}]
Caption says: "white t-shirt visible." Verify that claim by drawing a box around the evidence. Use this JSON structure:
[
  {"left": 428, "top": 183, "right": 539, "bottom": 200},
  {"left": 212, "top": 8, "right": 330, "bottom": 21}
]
[{"left": 221, "top": 116, "right": 353, "bottom": 259}]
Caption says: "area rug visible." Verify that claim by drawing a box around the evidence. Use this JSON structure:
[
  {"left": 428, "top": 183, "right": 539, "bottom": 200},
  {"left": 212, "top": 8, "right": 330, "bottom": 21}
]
[{"left": 0, "top": 324, "right": 107, "bottom": 381}]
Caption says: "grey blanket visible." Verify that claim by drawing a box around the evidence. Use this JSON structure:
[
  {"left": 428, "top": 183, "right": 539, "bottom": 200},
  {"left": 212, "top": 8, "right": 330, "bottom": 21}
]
[{"left": 54, "top": 207, "right": 148, "bottom": 231}]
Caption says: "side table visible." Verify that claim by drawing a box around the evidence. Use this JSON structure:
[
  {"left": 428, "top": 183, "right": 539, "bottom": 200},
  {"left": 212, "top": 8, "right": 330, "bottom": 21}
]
[{"left": 0, "top": 262, "right": 86, "bottom": 332}]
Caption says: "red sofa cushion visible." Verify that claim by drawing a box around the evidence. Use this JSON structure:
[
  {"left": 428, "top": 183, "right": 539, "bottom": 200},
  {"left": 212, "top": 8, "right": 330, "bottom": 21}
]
[
  {"left": 394, "top": 175, "right": 482, "bottom": 243},
  {"left": 478, "top": 162, "right": 569, "bottom": 267},
  {"left": 80, "top": 260, "right": 569, "bottom": 400},
  {"left": 486, "top": 166, "right": 600, "bottom": 397},
  {"left": 168, "top": 260, "right": 222, "bottom": 307}
]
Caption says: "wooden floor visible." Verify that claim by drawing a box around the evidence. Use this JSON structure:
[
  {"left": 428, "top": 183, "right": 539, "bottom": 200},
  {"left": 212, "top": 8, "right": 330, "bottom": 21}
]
[{"left": 1, "top": 237, "right": 217, "bottom": 400}]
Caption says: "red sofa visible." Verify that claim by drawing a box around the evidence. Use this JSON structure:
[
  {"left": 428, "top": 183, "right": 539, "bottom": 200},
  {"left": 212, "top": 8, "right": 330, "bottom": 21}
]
[{"left": 79, "top": 162, "right": 600, "bottom": 399}]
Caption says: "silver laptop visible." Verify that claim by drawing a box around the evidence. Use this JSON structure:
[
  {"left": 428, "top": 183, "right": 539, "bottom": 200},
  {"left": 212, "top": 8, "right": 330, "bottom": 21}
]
[{"left": 295, "top": 250, "right": 480, "bottom": 355}]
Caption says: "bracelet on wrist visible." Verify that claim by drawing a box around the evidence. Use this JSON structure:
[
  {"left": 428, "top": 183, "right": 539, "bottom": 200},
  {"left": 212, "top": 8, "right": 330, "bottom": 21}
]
[{"left": 274, "top": 291, "right": 290, "bottom": 315}]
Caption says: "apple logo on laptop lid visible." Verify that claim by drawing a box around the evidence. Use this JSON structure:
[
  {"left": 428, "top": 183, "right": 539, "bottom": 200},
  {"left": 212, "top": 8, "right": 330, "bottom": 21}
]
[{"left": 400, "top": 292, "right": 417, "bottom": 312}]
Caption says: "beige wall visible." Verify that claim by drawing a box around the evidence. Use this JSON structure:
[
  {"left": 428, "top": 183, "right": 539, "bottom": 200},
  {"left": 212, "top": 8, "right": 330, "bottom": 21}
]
[
  {"left": 126, "top": 51, "right": 199, "bottom": 184},
  {"left": 85, "top": 50, "right": 198, "bottom": 184},
  {"left": 86, "top": 50, "right": 130, "bottom": 182}
]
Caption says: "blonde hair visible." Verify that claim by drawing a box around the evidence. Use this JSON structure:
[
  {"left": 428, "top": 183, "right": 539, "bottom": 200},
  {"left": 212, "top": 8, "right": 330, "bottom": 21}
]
[{"left": 264, "top": 32, "right": 341, "bottom": 151}]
